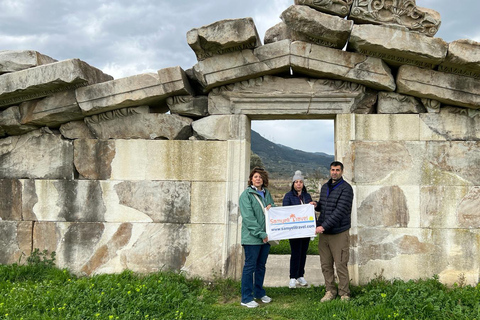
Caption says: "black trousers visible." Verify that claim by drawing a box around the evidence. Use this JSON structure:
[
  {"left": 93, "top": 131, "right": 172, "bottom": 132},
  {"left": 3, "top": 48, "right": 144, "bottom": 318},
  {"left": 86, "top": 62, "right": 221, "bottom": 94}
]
[{"left": 289, "top": 237, "right": 310, "bottom": 279}]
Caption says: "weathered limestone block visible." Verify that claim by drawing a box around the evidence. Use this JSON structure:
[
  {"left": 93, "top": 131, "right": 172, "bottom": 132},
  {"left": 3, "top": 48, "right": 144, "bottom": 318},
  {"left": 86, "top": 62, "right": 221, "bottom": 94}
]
[
  {"left": 208, "top": 75, "right": 377, "bottom": 117},
  {"left": 0, "top": 221, "right": 33, "bottom": 264},
  {"left": 0, "top": 128, "right": 74, "bottom": 179},
  {"left": 74, "top": 139, "right": 116, "bottom": 180},
  {"left": 356, "top": 227, "right": 480, "bottom": 286},
  {"left": 397, "top": 65, "right": 480, "bottom": 109},
  {"left": 423, "top": 141, "right": 480, "bottom": 186},
  {"left": 355, "top": 114, "right": 421, "bottom": 141},
  {"left": 0, "top": 179, "right": 22, "bottom": 221},
  {"left": 166, "top": 95, "right": 208, "bottom": 117},
  {"left": 182, "top": 224, "right": 226, "bottom": 278},
  {"left": 59, "top": 120, "right": 96, "bottom": 139},
  {"left": 0, "top": 50, "right": 57, "bottom": 74},
  {"left": 191, "top": 182, "right": 227, "bottom": 224},
  {"left": 74, "top": 139, "right": 228, "bottom": 181},
  {"left": 76, "top": 66, "right": 193, "bottom": 115},
  {"left": 421, "top": 186, "right": 480, "bottom": 229},
  {"left": 357, "top": 186, "right": 410, "bottom": 228},
  {"left": 348, "top": 24, "right": 448, "bottom": 68},
  {"left": 352, "top": 141, "right": 425, "bottom": 185},
  {"left": 0, "top": 106, "right": 39, "bottom": 136},
  {"left": 439, "top": 39, "right": 480, "bottom": 79},
  {"left": 0, "top": 59, "right": 113, "bottom": 108},
  {"left": 84, "top": 106, "right": 193, "bottom": 140},
  {"left": 23, "top": 179, "right": 191, "bottom": 223},
  {"left": 377, "top": 92, "right": 426, "bottom": 114},
  {"left": 294, "top": 0, "right": 352, "bottom": 17},
  {"left": 192, "top": 40, "right": 291, "bottom": 91},
  {"left": 192, "top": 115, "right": 248, "bottom": 140},
  {"left": 19, "top": 90, "right": 83, "bottom": 127},
  {"left": 264, "top": 22, "right": 291, "bottom": 45},
  {"left": 420, "top": 106, "right": 480, "bottom": 141},
  {"left": 187, "top": 18, "right": 261, "bottom": 61},
  {"left": 291, "top": 41, "right": 396, "bottom": 91},
  {"left": 349, "top": 0, "right": 441, "bottom": 37},
  {"left": 113, "top": 181, "right": 191, "bottom": 223},
  {"left": 281, "top": 5, "right": 353, "bottom": 49},
  {"left": 33, "top": 222, "right": 191, "bottom": 275}
]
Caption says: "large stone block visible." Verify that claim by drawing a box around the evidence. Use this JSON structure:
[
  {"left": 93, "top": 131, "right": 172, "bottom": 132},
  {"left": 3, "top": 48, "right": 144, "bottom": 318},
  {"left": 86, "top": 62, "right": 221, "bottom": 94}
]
[
  {"left": 0, "top": 50, "right": 57, "bottom": 74},
  {"left": 377, "top": 92, "right": 426, "bottom": 114},
  {"left": 349, "top": 1, "right": 441, "bottom": 37},
  {"left": 420, "top": 106, "right": 480, "bottom": 141},
  {"left": 291, "top": 41, "right": 396, "bottom": 91},
  {"left": 0, "top": 106, "right": 39, "bottom": 136},
  {"left": 280, "top": 5, "right": 353, "bottom": 49},
  {"left": 74, "top": 139, "right": 116, "bottom": 180},
  {"left": 352, "top": 141, "right": 426, "bottom": 185},
  {"left": 24, "top": 179, "right": 192, "bottom": 224},
  {"left": 166, "top": 95, "right": 208, "bottom": 117},
  {"left": 0, "top": 59, "right": 113, "bottom": 108},
  {"left": 439, "top": 39, "right": 480, "bottom": 79},
  {"left": 355, "top": 114, "right": 421, "bottom": 141},
  {"left": 0, "top": 179, "right": 22, "bottom": 221},
  {"left": 76, "top": 66, "right": 193, "bottom": 115},
  {"left": 190, "top": 182, "right": 226, "bottom": 224},
  {"left": 84, "top": 106, "right": 193, "bottom": 140},
  {"left": 74, "top": 139, "right": 228, "bottom": 181},
  {"left": 0, "top": 221, "right": 33, "bottom": 264},
  {"left": 192, "top": 115, "right": 248, "bottom": 140},
  {"left": 192, "top": 40, "right": 291, "bottom": 91},
  {"left": 0, "top": 128, "right": 74, "bottom": 179},
  {"left": 208, "top": 75, "right": 377, "bottom": 117},
  {"left": 59, "top": 120, "right": 96, "bottom": 139},
  {"left": 187, "top": 18, "right": 261, "bottom": 61},
  {"left": 422, "top": 141, "right": 480, "bottom": 186},
  {"left": 294, "top": 0, "right": 352, "bottom": 17},
  {"left": 33, "top": 222, "right": 191, "bottom": 275},
  {"left": 348, "top": 24, "right": 447, "bottom": 68},
  {"left": 397, "top": 65, "right": 480, "bottom": 109},
  {"left": 19, "top": 90, "right": 83, "bottom": 127},
  {"left": 421, "top": 186, "right": 480, "bottom": 229}
]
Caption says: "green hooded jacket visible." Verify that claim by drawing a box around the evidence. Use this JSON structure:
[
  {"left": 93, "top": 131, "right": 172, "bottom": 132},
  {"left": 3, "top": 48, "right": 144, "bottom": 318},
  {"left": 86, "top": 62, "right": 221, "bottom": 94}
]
[{"left": 239, "top": 186, "right": 275, "bottom": 245}]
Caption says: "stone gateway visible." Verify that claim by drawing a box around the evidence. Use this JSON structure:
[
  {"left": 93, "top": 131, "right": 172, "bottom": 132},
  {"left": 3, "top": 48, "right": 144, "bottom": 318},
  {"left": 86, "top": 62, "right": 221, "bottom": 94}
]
[{"left": 1, "top": 1, "right": 480, "bottom": 287}]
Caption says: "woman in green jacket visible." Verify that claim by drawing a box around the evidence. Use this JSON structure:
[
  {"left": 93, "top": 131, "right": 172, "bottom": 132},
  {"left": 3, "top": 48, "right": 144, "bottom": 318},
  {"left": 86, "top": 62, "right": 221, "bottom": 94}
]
[{"left": 239, "top": 167, "right": 275, "bottom": 308}]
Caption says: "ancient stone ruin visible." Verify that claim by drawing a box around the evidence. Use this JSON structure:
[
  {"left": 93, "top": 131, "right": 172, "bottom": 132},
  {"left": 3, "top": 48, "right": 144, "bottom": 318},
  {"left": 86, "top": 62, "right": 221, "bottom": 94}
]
[{"left": 1, "top": 0, "right": 480, "bottom": 286}]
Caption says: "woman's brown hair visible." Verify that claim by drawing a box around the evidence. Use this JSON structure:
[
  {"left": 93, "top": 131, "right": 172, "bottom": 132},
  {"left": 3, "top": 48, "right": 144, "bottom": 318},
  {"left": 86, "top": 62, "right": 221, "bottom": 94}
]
[{"left": 248, "top": 167, "right": 269, "bottom": 187}]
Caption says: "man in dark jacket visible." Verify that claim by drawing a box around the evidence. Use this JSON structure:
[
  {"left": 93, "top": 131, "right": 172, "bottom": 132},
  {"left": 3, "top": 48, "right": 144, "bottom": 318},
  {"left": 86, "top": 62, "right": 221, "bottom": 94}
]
[{"left": 313, "top": 161, "right": 354, "bottom": 302}]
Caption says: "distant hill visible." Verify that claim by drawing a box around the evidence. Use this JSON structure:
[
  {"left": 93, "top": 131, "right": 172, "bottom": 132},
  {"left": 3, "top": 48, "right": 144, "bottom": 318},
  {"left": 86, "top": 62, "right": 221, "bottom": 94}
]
[{"left": 251, "top": 130, "right": 334, "bottom": 179}]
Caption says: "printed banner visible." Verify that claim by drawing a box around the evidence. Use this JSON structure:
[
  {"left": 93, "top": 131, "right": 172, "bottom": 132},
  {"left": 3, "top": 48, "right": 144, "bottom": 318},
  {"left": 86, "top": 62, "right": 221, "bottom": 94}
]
[{"left": 266, "top": 204, "right": 316, "bottom": 241}]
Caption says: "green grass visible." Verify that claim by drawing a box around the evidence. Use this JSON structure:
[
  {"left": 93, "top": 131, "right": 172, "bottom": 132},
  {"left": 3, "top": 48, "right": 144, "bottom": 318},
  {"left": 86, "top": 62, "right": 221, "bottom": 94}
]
[
  {"left": 269, "top": 238, "right": 319, "bottom": 255},
  {"left": 1, "top": 262, "right": 480, "bottom": 320}
]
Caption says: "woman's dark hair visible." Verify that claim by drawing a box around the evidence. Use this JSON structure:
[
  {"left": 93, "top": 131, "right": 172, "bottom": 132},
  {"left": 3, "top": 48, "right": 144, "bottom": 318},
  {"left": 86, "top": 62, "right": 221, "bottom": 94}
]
[
  {"left": 290, "top": 181, "right": 307, "bottom": 194},
  {"left": 248, "top": 167, "right": 269, "bottom": 187}
]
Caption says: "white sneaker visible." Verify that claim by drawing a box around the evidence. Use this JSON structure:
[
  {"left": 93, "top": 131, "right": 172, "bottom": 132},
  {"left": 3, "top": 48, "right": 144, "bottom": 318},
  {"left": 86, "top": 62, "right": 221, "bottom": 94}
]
[
  {"left": 241, "top": 300, "right": 259, "bottom": 308},
  {"left": 297, "top": 277, "right": 308, "bottom": 286},
  {"left": 259, "top": 295, "right": 272, "bottom": 303},
  {"left": 289, "top": 278, "right": 296, "bottom": 288}
]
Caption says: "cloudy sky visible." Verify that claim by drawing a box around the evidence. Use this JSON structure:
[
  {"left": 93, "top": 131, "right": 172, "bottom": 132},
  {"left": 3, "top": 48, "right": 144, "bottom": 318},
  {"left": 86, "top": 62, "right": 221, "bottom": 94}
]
[{"left": 1, "top": 0, "right": 479, "bottom": 154}]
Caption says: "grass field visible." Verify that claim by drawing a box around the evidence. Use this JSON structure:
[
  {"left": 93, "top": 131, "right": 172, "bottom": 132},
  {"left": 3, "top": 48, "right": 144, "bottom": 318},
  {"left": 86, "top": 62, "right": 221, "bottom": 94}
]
[{"left": 1, "top": 252, "right": 479, "bottom": 320}]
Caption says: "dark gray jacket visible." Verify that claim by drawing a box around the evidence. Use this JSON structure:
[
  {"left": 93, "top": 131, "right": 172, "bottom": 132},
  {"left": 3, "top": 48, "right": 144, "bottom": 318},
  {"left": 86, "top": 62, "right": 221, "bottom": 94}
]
[{"left": 315, "top": 177, "right": 353, "bottom": 234}]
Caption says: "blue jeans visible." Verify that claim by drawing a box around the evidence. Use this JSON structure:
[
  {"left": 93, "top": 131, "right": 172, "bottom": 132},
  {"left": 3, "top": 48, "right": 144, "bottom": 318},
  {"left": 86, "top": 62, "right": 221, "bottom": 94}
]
[{"left": 241, "top": 244, "right": 270, "bottom": 303}]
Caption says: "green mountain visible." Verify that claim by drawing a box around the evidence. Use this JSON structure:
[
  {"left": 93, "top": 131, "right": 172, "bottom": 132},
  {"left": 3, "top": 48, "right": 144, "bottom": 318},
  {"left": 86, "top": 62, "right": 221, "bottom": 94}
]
[{"left": 251, "top": 130, "right": 334, "bottom": 179}]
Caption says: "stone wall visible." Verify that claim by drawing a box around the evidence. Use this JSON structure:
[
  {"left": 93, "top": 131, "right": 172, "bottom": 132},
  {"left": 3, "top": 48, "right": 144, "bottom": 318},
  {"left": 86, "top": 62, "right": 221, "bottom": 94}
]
[{"left": 1, "top": 1, "right": 480, "bottom": 285}]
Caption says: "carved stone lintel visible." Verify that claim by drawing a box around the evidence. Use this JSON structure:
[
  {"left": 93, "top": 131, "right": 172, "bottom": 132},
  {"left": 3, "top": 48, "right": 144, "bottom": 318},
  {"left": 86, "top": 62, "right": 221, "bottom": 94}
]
[
  {"left": 349, "top": 0, "right": 441, "bottom": 37},
  {"left": 294, "top": 0, "right": 353, "bottom": 18}
]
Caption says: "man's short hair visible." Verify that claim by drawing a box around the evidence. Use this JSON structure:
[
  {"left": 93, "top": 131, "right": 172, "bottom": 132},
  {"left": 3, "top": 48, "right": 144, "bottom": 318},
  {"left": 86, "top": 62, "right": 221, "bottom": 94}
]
[{"left": 330, "top": 161, "right": 344, "bottom": 170}]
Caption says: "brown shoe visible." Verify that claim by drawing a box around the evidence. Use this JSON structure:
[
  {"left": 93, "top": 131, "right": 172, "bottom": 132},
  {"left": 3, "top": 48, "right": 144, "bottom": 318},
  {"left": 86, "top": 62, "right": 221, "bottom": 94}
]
[
  {"left": 320, "top": 291, "right": 337, "bottom": 302},
  {"left": 340, "top": 295, "right": 350, "bottom": 301}
]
